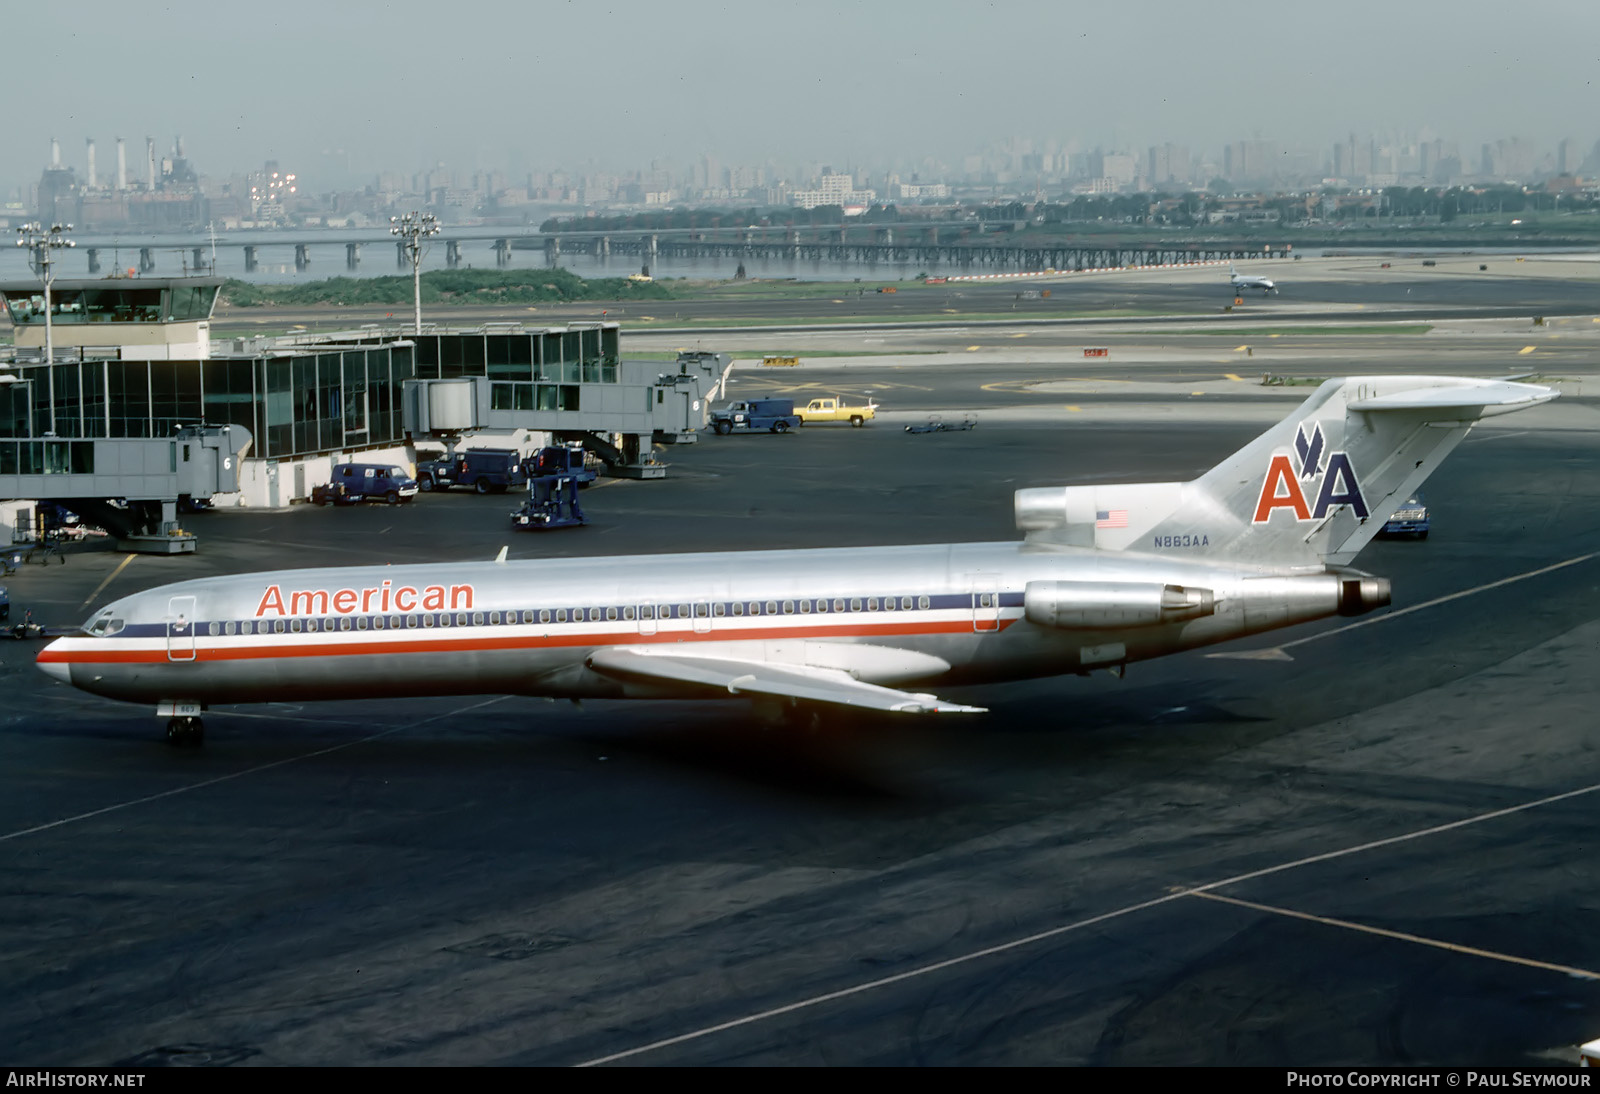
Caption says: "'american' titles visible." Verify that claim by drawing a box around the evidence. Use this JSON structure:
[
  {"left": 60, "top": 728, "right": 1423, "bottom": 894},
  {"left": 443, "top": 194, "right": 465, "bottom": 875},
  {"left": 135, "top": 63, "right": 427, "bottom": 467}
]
[{"left": 254, "top": 581, "right": 474, "bottom": 618}]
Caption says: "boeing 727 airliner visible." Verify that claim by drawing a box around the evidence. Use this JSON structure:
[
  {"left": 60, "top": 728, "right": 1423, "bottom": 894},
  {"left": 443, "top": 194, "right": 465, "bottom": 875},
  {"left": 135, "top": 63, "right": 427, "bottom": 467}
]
[{"left": 39, "top": 375, "right": 1556, "bottom": 745}]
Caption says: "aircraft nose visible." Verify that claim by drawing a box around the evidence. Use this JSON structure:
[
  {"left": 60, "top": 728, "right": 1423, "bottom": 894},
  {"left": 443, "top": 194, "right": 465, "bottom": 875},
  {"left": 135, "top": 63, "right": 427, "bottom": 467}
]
[{"left": 35, "top": 650, "right": 70, "bottom": 684}]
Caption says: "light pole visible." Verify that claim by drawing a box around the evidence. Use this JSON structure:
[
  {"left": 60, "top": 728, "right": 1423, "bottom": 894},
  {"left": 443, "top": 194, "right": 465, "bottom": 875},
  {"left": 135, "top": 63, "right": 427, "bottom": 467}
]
[
  {"left": 15, "top": 221, "right": 74, "bottom": 434},
  {"left": 390, "top": 212, "right": 439, "bottom": 335}
]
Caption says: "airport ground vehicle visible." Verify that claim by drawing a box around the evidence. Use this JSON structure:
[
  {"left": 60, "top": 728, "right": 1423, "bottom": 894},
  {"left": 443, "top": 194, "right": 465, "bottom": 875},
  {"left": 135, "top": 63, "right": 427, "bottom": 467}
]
[
  {"left": 710, "top": 398, "right": 802, "bottom": 435},
  {"left": 523, "top": 445, "right": 597, "bottom": 486},
  {"left": 36, "top": 375, "right": 1559, "bottom": 748},
  {"left": 512, "top": 475, "right": 587, "bottom": 531},
  {"left": 454, "top": 449, "right": 527, "bottom": 494},
  {"left": 418, "top": 450, "right": 527, "bottom": 494},
  {"left": 415, "top": 457, "right": 459, "bottom": 492},
  {"left": 1, "top": 585, "right": 8, "bottom": 621},
  {"left": 312, "top": 463, "right": 419, "bottom": 506},
  {"left": 796, "top": 397, "right": 877, "bottom": 427},
  {"left": 1378, "top": 495, "right": 1430, "bottom": 538}
]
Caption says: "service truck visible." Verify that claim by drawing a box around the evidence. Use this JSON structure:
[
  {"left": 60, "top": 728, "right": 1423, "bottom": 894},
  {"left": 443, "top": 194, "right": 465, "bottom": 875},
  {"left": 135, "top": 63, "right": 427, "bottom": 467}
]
[
  {"left": 709, "top": 398, "right": 801, "bottom": 434},
  {"left": 796, "top": 396, "right": 877, "bottom": 427}
]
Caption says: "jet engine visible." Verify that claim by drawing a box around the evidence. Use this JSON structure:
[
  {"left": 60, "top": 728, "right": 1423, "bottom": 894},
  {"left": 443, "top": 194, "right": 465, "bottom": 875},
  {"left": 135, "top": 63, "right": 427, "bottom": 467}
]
[{"left": 1024, "top": 581, "right": 1215, "bottom": 629}]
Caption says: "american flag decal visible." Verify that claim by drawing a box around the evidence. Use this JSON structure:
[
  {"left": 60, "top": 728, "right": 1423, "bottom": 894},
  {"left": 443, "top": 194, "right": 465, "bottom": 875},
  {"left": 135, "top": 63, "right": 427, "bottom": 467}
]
[{"left": 1096, "top": 509, "right": 1129, "bottom": 529}]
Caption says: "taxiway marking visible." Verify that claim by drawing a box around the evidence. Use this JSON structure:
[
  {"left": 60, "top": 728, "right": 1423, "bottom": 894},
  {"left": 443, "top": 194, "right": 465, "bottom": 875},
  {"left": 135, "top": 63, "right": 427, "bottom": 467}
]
[
  {"left": 1188, "top": 891, "right": 1600, "bottom": 981},
  {"left": 0, "top": 697, "right": 508, "bottom": 845},
  {"left": 576, "top": 777, "right": 1600, "bottom": 1065},
  {"left": 80, "top": 555, "right": 136, "bottom": 609}
]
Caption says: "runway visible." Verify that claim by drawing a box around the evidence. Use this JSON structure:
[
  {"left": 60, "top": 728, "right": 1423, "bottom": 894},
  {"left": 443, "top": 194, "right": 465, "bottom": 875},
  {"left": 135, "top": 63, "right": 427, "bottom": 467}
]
[{"left": 3, "top": 291, "right": 1600, "bottom": 1064}]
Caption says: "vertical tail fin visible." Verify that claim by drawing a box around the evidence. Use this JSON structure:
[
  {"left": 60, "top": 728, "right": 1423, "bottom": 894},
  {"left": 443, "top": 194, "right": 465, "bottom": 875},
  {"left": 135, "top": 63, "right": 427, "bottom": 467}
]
[{"left": 1016, "top": 376, "right": 1558, "bottom": 567}]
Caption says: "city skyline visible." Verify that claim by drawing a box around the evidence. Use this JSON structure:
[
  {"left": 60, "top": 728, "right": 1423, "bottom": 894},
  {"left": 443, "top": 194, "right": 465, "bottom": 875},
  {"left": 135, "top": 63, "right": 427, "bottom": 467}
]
[{"left": 6, "top": 0, "right": 1598, "bottom": 196}]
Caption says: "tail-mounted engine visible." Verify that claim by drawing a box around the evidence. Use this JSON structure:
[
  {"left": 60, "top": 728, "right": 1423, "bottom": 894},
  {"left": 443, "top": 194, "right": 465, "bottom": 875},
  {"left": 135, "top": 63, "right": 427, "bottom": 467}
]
[{"left": 1024, "top": 581, "right": 1215, "bottom": 629}]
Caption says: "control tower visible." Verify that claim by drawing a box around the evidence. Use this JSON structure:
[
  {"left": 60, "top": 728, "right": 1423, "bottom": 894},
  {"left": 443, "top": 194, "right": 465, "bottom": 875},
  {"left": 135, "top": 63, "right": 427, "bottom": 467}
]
[{"left": 1, "top": 275, "right": 222, "bottom": 360}]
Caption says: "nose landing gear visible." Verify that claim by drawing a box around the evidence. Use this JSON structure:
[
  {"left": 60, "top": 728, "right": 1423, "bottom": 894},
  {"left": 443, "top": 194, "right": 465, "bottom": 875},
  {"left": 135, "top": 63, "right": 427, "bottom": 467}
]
[{"left": 166, "top": 717, "right": 205, "bottom": 748}]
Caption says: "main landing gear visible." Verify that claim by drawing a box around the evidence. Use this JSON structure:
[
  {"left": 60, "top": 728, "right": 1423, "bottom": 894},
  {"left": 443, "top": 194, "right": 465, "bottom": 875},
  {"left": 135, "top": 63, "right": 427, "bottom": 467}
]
[{"left": 166, "top": 716, "right": 205, "bottom": 748}]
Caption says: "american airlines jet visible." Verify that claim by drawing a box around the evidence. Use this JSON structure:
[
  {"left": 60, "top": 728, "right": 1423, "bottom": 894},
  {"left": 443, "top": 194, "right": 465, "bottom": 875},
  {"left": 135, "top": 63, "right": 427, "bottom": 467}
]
[
  {"left": 39, "top": 375, "right": 1555, "bottom": 746},
  {"left": 1230, "top": 264, "right": 1278, "bottom": 294}
]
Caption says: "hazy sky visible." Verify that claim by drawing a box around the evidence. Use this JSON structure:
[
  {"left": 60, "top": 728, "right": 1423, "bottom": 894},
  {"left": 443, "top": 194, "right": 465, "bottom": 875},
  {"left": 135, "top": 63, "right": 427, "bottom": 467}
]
[{"left": 8, "top": 0, "right": 1599, "bottom": 188}]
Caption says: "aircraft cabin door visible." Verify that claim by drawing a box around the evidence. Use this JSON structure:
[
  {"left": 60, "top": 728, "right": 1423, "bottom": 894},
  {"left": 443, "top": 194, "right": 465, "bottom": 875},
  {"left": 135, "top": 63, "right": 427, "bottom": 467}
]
[
  {"left": 166, "top": 595, "right": 198, "bottom": 662},
  {"left": 967, "top": 573, "right": 1000, "bottom": 633},
  {"left": 638, "top": 603, "right": 657, "bottom": 636},
  {"left": 692, "top": 600, "right": 712, "bottom": 634}
]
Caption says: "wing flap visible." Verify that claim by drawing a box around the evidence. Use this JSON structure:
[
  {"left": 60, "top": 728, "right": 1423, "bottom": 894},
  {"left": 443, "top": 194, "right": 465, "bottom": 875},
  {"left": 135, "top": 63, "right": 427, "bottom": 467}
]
[{"left": 589, "top": 647, "right": 985, "bottom": 714}]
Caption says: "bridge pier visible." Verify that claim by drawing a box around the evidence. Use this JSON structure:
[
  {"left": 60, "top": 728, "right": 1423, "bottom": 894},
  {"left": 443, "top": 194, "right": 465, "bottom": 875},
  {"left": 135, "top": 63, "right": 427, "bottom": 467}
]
[
  {"left": 86, "top": 248, "right": 101, "bottom": 274},
  {"left": 192, "top": 247, "right": 207, "bottom": 272},
  {"left": 294, "top": 244, "right": 310, "bottom": 271},
  {"left": 544, "top": 237, "right": 560, "bottom": 267},
  {"left": 495, "top": 239, "right": 512, "bottom": 267},
  {"left": 446, "top": 240, "right": 462, "bottom": 268},
  {"left": 346, "top": 242, "right": 361, "bottom": 270},
  {"left": 244, "top": 245, "right": 258, "bottom": 272},
  {"left": 598, "top": 235, "right": 610, "bottom": 258},
  {"left": 139, "top": 247, "right": 155, "bottom": 273}
]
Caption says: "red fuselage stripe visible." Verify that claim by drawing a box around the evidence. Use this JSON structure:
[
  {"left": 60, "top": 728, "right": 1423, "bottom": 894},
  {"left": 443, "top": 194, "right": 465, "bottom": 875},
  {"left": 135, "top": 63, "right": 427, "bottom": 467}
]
[{"left": 39, "top": 617, "right": 1015, "bottom": 666}]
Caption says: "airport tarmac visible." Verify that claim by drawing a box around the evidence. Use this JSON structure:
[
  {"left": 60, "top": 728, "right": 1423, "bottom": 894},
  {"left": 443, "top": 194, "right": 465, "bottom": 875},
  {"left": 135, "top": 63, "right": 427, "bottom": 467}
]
[
  {"left": 204, "top": 254, "right": 1600, "bottom": 335},
  {"left": 4, "top": 316, "right": 1600, "bottom": 1065}
]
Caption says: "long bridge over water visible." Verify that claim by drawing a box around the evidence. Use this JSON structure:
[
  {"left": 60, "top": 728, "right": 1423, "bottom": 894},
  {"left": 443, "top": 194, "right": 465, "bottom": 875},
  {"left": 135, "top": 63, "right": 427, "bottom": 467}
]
[{"left": 61, "top": 223, "right": 1294, "bottom": 277}]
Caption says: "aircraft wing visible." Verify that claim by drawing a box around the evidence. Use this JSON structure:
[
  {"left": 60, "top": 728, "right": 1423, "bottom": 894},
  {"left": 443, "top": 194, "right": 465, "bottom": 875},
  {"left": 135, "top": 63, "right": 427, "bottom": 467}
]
[{"left": 588, "top": 647, "right": 986, "bottom": 714}]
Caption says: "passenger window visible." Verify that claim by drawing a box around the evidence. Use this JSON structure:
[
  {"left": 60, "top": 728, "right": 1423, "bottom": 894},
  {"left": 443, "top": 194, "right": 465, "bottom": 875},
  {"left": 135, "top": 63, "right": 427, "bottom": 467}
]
[
  {"left": 799, "top": 600, "right": 810, "bottom": 614},
  {"left": 867, "top": 598, "right": 878, "bottom": 612},
  {"left": 240, "top": 620, "right": 252, "bottom": 635},
  {"left": 850, "top": 598, "right": 862, "bottom": 612},
  {"left": 440, "top": 614, "right": 452, "bottom": 628},
  {"left": 903, "top": 597, "right": 914, "bottom": 611},
  {"left": 623, "top": 606, "right": 635, "bottom": 621},
  {"left": 765, "top": 601, "right": 777, "bottom": 615},
  {"left": 341, "top": 617, "right": 352, "bottom": 631},
  {"left": 225, "top": 620, "right": 237, "bottom": 634},
  {"left": 357, "top": 617, "right": 368, "bottom": 631},
  {"left": 591, "top": 608, "right": 603, "bottom": 622},
  {"left": 290, "top": 619, "right": 302, "bottom": 633},
  {"left": 713, "top": 603, "right": 725, "bottom": 617},
  {"left": 782, "top": 601, "right": 794, "bottom": 614},
  {"left": 556, "top": 609, "right": 567, "bottom": 623},
  {"left": 918, "top": 596, "right": 930, "bottom": 610},
  {"left": 473, "top": 612, "right": 484, "bottom": 626},
  {"left": 457, "top": 613, "right": 468, "bottom": 626},
  {"left": 406, "top": 614, "right": 417, "bottom": 628},
  {"left": 275, "top": 620, "right": 286, "bottom": 633},
  {"left": 677, "top": 604, "right": 690, "bottom": 619},
  {"left": 606, "top": 607, "right": 618, "bottom": 621},
  {"left": 423, "top": 614, "right": 435, "bottom": 628},
  {"left": 731, "top": 602, "right": 742, "bottom": 616},
  {"left": 695, "top": 603, "right": 708, "bottom": 618},
  {"left": 883, "top": 597, "right": 896, "bottom": 612},
  {"left": 539, "top": 609, "right": 551, "bottom": 624}
]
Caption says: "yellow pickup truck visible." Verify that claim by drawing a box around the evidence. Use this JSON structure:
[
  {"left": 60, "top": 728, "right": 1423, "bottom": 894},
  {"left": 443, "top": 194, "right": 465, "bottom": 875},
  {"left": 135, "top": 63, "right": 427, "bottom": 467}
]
[{"left": 796, "top": 397, "right": 877, "bottom": 427}]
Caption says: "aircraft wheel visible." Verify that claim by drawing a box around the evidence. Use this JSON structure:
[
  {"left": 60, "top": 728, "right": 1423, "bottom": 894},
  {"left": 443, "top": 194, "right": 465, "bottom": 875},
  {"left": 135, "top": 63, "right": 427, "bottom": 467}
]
[{"left": 166, "top": 717, "right": 204, "bottom": 747}]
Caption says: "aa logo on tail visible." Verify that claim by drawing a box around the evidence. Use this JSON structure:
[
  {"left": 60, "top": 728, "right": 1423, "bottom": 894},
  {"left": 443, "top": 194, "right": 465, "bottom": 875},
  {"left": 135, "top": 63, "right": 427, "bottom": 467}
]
[{"left": 1252, "top": 423, "right": 1369, "bottom": 524}]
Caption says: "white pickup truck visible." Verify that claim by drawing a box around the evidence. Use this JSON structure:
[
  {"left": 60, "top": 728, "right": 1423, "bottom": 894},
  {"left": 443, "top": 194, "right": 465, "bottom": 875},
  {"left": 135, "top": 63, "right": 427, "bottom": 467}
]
[{"left": 796, "top": 397, "right": 877, "bottom": 427}]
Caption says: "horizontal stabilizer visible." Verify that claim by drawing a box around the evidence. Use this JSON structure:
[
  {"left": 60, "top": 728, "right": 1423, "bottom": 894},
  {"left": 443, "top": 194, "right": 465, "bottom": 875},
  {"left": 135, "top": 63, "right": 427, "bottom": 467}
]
[
  {"left": 589, "top": 647, "right": 985, "bottom": 714},
  {"left": 1347, "top": 377, "right": 1558, "bottom": 415}
]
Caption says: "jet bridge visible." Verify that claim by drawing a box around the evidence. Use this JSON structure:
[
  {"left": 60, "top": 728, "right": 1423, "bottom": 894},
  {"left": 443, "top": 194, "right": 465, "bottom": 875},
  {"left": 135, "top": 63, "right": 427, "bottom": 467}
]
[
  {"left": 1, "top": 424, "right": 250, "bottom": 553},
  {"left": 403, "top": 353, "right": 728, "bottom": 479}
]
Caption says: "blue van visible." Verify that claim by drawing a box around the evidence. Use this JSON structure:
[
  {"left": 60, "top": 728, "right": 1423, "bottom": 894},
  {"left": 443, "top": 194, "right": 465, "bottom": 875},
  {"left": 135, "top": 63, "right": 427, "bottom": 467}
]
[{"left": 313, "top": 463, "right": 420, "bottom": 506}]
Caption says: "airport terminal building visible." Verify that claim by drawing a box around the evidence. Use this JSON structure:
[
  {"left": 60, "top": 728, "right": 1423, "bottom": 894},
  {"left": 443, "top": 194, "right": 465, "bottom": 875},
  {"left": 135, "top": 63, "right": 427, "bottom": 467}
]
[{"left": 1, "top": 276, "right": 723, "bottom": 545}]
